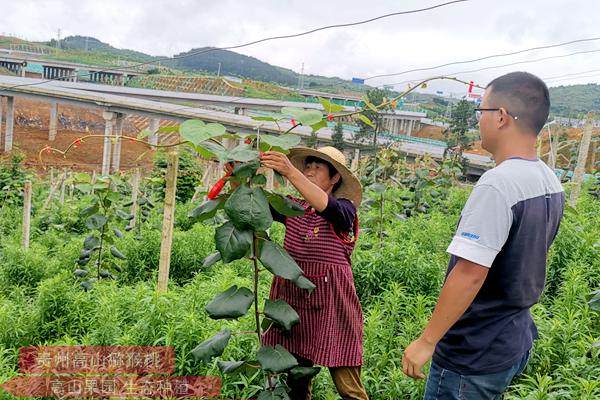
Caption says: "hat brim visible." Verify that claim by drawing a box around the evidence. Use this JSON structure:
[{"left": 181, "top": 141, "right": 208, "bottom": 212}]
[{"left": 288, "top": 147, "right": 363, "bottom": 207}]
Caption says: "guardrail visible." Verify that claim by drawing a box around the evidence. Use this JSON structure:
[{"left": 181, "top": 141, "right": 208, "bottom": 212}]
[{"left": 379, "top": 132, "right": 448, "bottom": 147}]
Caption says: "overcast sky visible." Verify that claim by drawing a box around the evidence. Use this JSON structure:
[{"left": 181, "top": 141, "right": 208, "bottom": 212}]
[{"left": 1, "top": 0, "right": 599, "bottom": 96}]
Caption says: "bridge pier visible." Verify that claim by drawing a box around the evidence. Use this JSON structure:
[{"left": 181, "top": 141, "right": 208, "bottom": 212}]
[
  {"left": 101, "top": 111, "right": 115, "bottom": 176},
  {"left": 49, "top": 102, "right": 58, "bottom": 141},
  {"left": 111, "top": 113, "right": 125, "bottom": 173},
  {"left": 3, "top": 96, "right": 14, "bottom": 152}
]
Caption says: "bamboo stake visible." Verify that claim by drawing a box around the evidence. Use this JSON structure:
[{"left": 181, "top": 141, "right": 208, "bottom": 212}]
[{"left": 157, "top": 152, "right": 179, "bottom": 293}]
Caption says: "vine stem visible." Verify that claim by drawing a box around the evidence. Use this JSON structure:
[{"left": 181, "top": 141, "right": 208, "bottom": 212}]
[
  {"left": 252, "top": 237, "right": 262, "bottom": 345},
  {"left": 96, "top": 192, "right": 107, "bottom": 279}
]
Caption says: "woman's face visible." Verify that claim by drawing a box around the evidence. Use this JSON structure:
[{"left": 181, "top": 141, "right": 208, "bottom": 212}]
[{"left": 303, "top": 160, "right": 339, "bottom": 193}]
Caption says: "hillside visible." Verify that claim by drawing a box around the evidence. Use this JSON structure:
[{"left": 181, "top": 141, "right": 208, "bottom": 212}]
[
  {"left": 549, "top": 84, "right": 600, "bottom": 116},
  {"left": 51, "top": 35, "right": 159, "bottom": 63},
  {"left": 3, "top": 35, "right": 600, "bottom": 113}
]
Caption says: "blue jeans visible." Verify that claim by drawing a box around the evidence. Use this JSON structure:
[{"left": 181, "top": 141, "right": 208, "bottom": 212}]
[{"left": 423, "top": 350, "right": 531, "bottom": 400}]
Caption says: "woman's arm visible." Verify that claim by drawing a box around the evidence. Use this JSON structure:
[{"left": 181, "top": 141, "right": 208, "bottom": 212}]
[{"left": 260, "top": 152, "right": 329, "bottom": 212}]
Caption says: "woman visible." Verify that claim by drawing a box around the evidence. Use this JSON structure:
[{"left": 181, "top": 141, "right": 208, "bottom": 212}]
[{"left": 260, "top": 146, "right": 368, "bottom": 400}]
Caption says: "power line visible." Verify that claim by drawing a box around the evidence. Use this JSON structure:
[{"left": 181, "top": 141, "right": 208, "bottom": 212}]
[
  {"left": 384, "top": 47, "right": 600, "bottom": 88},
  {"left": 545, "top": 73, "right": 600, "bottom": 84},
  {"left": 543, "top": 69, "right": 600, "bottom": 82},
  {"left": 365, "top": 35, "right": 600, "bottom": 80},
  {"left": 4, "top": 0, "right": 469, "bottom": 90}
]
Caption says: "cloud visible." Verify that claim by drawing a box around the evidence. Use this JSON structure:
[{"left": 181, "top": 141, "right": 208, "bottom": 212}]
[{"left": 2, "top": 0, "right": 599, "bottom": 90}]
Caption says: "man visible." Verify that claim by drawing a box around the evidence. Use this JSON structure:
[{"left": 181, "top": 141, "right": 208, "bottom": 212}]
[{"left": 402, "top": 71, "right": 565, "bottom": 399}]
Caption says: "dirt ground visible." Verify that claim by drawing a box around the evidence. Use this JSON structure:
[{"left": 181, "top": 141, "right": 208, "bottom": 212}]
[
  {"left": 2, "top": 98, "right": 592, "bottom": 176},
  {"left": 1, "top": 99, "right": 155, "bottom": 176}
]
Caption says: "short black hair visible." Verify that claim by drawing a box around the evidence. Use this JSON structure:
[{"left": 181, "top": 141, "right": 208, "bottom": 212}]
[
  {"left": 305, "top": 156, "right": 342, "bottom": 192},
  {"left": 486, "top": 72, "right": 550, "bottom": 135}
]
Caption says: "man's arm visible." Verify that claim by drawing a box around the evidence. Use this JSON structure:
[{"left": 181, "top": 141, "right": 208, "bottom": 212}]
[{"left": 402, "top": 258, "right": 489, "bottom": 379}]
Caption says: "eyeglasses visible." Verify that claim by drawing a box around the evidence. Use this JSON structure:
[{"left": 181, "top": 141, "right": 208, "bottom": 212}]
[{"left": 475, "top": 107, "right": 519, "bottom": 122}]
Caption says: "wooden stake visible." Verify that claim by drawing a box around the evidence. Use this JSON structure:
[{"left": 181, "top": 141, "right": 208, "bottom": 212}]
[
  {"left": 157, "top": 152, "right": 179, "bottom": 293},
  {"left": 43, "top": 172, "right": 65, "bottom": 209},
  {"left": 59, "top": 168, "right": 67, "bottom": 204},
  {"left": 128, "top": 168, "right": 141, "bottom": 230},
  {"left": 91, "top": 170, "right": 96, "bottom": 195},
  {"left": 22, "top": 181, "right": 32, "bottom": 249}
]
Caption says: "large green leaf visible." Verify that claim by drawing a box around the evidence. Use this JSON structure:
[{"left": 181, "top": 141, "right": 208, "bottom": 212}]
[
  {"left": 260, "top": 134, "right": 301, "bottom": 150},
  {"left": 589, "top": 290, "right": 600, "bottom": 311},
  {"left": 195, "top": 141, "right": 229, "bottom": 162},
  {"left": 266, "top": 193, "right": 305, "bottom": 217},
  {"left": 202, "top": 252, "right": 221, "bottom": 268},
  {"left": 293, "top": 275, "right": 316, "bottom": 291},
  {"left": 224, "top": 185, "right": 273, "bottom": 231},
  {"left": 289, "top": 366, "right": 321, "bottom": 380},
  {"left": 367, "top": 183, "right": 386, "bottom": 193},
  {"left": 233, "top": 160, "right": 261, "bottom": 178},
  {"left": 205, "top": 285, "right": 254, "bottom": 320},
  {"left": 227, "top": 144, "right": 258, "bottom": 162},
  {"left": 217, "top": 360, "right": 246, "bottom": 374},
  {"left": 586, "top": 339, "right": 600, "bottom": 358},
  {"left": 258, "top": 240, "right": 303, "bottom": 281},
  {"left": 310, "top": 119, "right": 328, "bottom": 133},
  {"left": 281, "top": 107, "right": 323, "bottom": 126},
  {"left": 215, "top": 222, "right": 253, "bottom": 263},
  {"left": 191, "top": 329, "right": 231, "bottom": 363},
  {"left": 358, "top": 114, "right": 375, "bottom": 129},
  {"left": 257, "top": 345, "right": 298, "bottom": 373},
  {"left": 180, "top": 120, "right": 226, "bottom": 146},
  {"left": 80, "top": 203, "right": 98, "bottom": 217},
  {"left": 110, "top": 246, "right": 127, "bottom": 260},
  {"left": 137, "top": 129, "right": 152, "bottom": 139},
  {"left": 85, "top": 214, "right": 107, "bottom": 230},
  {"left": 318, "top": 97, "right": 345, "bottom": 113},
  {"left": 83, "top": 236, "right": 99, "bottom": 250},
  {"left": 190, "top": 199, "right": 223, "bottom": 222},
  {"left": 263, "top": 299, "right": 300, "bottom": 332},
  {"left": 257, "top": 387, "right": 290, "bottom": 400}
]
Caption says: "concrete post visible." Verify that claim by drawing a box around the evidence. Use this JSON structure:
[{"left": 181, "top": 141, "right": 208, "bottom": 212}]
[
  {"left": 49, "top": 102, "right": 58, "bottom": 141},
  {"left": 148, "top": 118, "right": 160, "bottom": 147},
  {"left": 72, "top": 68, "right": 79, "bottom": 82},
  {"left": 101, "top": 111, "right": 115, "bottom": 176},
  {"left": 111, "top": 113, "right": 125, "bottom": 173},
  {"left": 351, "top": 148, "right": 360, "bottom": 172},
  {"left": 570, "top": 112, "right": 595, "bottom": 207},
  {"left": 19, "top": 64, "right": 26, "bottom": 77},
  {"left": 407, "top": 120, "right": 414, "bottom": 136},
  {"left": 4, "top": 96, "right": 14, "bottom": 152},
  {"left": 22, "top": 181, "right": 32, "bottom": 249}
]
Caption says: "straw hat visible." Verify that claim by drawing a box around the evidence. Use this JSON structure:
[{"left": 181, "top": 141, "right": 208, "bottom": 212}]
[{"left": 288, "top": 146, "right": 363, "bottom": 206}]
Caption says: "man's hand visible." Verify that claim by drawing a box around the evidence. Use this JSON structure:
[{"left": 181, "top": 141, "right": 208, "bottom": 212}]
[
  {"left": 402, "top": 259, "right": 488, "bottom": 380},
  {"left": 402, "top": 336, "right": 435, "bottom": 379},
  {"left": 260, "top": 151, "right": 296, "bottom": 177}
]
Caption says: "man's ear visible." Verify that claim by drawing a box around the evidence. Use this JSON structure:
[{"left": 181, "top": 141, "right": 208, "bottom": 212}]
[{"left": 497, "top": 108, "right": 509, "bottom": 129}]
